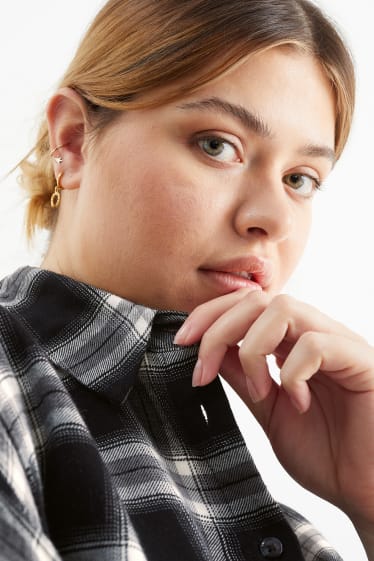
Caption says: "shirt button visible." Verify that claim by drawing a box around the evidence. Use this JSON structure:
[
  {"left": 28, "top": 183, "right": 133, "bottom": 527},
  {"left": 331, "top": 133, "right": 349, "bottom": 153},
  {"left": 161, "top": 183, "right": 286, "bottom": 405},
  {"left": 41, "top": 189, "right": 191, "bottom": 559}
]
[{"left": 259, "top": 537, "right": 284, "bottom": 558}]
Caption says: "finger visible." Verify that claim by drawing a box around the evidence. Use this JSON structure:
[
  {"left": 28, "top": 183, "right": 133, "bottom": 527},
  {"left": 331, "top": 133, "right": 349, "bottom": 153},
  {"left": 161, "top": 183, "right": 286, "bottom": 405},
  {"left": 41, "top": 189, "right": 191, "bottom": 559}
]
[
  {"left": 267, "top": 295, "right": 366, "bottom": 343},
  {"left": 280, "top": 332, "right": 374, "bottom": 413},
  {"left": 173, "top": 287, "right": 264, "bottom": 345},
  {"left": 237, "top": 293, "right": 367, "bottom": 393},
  {"left": 218, "top": 294, "right": 364, "bottom": 400},
  {"left": 219, "top": 347, "right": 279, "bottom": 429},
  {"left": 191, "top": 291, "right": 269, "bottom": 386},
  {"left": 237, "top": 306, "right": 289, "bottom": 400},
  {"left": 192, "top": 293, "right": 366, "bottom": 390},
  {"left": 193, "top": 293, "right": 324, "bottom": 388}
]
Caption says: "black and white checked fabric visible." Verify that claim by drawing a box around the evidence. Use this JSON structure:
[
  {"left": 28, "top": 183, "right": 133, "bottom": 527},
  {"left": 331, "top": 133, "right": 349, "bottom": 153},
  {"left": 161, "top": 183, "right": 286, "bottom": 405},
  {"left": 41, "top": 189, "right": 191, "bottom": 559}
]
[{"left": 0, "top": 267, "right": 343, "bottom": 560}]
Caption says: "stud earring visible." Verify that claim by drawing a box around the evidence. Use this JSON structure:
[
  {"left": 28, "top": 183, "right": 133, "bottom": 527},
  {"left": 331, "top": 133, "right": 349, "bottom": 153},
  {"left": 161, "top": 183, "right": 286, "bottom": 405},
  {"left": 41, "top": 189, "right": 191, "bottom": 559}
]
[
  {"left": 50, "top": 172, "right": 64, "bottom": 209},
  {"left": 50, "top": 144, "right": 65, "bottom": 164}
]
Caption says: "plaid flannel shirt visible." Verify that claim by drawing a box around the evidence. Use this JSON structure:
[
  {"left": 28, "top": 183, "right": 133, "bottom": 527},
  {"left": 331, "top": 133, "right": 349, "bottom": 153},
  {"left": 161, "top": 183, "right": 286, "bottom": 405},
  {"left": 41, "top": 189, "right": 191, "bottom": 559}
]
[{"left": 0, "top": 267, "right": 343, "bottom": 561}]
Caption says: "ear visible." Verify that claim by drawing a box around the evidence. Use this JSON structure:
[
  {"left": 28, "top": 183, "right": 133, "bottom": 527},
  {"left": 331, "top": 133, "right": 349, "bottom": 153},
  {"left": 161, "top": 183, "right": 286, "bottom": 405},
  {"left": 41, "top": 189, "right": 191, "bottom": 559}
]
[{"left": 46, "top": 87, "right": 91, "bottom": 190}]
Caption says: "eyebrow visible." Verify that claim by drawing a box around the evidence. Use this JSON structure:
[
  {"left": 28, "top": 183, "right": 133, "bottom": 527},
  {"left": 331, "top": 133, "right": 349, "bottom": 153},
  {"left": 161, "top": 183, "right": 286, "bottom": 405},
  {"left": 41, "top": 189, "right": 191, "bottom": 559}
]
[
  {"left": 298, "top": 143, "right": 336, "bottom": 164},
  {"left": 177, "top": 96, "right": 336, "bottom": 164},
  {"left": 178, "top": 96, "right": 272, "bottom": 138}
]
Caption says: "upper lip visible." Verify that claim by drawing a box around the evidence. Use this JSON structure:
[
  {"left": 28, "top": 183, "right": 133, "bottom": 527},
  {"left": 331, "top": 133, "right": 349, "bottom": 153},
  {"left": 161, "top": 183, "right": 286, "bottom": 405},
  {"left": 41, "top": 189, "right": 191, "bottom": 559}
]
[{"left": 200, "top": 255, "right": 273, "bottom": 289}]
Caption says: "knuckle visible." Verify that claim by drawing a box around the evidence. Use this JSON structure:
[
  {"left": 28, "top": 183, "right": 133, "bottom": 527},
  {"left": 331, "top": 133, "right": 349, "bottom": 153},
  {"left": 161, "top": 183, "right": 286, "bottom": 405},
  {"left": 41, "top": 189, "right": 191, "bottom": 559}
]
[
  {"left": 270, "top": 294, "right": 296, "bottom": 315},
  {"left": 192, "top": 301, "right": 210, "bottom": 317},
  {"left": 198, "top": 326, "right": 217, "bottom": 350},
  {"left": 280, "top": 371, "right": 293, "bottom": 388},
  {"left": 299, "top": 331, "right": 323, "bottom": 354},
  {"left": 242, "top": 291, "right": 268, "bottom": 316},
  {"left": 238, "top": 343, "right": 252, "bottom": 368},
  {"left": 238, "top": 344, "right": 246, "bottom": 361}
]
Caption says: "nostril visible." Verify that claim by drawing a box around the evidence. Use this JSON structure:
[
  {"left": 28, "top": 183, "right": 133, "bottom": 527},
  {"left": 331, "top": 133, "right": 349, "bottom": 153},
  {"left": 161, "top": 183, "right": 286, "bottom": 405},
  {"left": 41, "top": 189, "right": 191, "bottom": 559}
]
[{"left": 247, "top": 226, "right": 267, "bottom": 237}]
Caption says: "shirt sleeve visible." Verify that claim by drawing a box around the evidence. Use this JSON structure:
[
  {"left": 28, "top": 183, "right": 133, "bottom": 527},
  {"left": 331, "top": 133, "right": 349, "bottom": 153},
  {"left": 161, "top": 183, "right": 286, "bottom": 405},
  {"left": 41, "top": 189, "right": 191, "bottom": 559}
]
[{"left": 281, "top": 503, "right": 344, "bottom": 561}]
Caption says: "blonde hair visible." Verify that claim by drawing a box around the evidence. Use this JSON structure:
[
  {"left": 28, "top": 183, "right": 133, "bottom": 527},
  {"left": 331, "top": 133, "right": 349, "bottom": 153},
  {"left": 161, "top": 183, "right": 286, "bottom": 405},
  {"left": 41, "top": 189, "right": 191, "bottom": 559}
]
[{"left": 19, "top": 0, "right": 355, "bottom": 239}]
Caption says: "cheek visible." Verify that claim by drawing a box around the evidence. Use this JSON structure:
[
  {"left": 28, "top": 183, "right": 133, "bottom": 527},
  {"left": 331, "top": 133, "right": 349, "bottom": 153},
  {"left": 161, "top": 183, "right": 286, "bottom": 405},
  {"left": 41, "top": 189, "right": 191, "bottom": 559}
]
[
  {"left": 134, "top": 167, "right": 211, "bottom": 238},
  {"left": 278, "top": 209, "right": 312, "bottom": 284},
  {"left": 297, "top": 208, "right": 313, "bottom": 249}
]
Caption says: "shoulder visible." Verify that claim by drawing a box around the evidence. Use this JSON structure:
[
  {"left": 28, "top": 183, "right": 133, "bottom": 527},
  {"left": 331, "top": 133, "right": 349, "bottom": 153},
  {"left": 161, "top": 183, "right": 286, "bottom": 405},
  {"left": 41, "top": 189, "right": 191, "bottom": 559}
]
[
  {"left": 0, "top": 267, "right": 45, "bottom": 387},
  {"left": 0, "top": 267, "right": 68, "bottom": 463},
  {"left": 0, "top": 269, "right": 44, "bottom": 459}
]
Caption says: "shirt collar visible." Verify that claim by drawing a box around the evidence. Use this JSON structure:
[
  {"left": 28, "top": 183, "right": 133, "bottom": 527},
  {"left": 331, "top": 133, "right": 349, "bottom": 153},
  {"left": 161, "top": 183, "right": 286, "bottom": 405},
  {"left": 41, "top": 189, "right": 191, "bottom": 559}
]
[{"left": 3, "top": 267, "right": 188, "bottom": 404}]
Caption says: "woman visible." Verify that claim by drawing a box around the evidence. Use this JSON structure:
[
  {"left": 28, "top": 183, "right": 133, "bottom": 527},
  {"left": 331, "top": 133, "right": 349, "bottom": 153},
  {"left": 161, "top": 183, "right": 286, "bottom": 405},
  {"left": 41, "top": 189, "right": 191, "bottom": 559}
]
[{"left": 0, "top": 0, "right": 373, "bottom": 560}]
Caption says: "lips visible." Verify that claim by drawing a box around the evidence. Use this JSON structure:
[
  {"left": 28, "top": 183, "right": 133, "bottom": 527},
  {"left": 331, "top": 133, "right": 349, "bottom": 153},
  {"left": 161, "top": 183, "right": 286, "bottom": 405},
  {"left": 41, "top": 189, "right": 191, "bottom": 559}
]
[{"left": 200, "top": 255, "right": 273, "bottom": 293}]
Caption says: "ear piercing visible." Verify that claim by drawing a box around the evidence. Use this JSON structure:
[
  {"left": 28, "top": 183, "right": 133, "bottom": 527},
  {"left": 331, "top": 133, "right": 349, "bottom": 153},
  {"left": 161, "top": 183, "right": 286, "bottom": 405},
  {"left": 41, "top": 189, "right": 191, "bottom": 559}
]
[
  {"left": 50, "top": 144, "right": 65, "bottom": 164},
  {"left": 50, "top": 145, "right": 66, "bottom": 208},
  {"left": 50, "top": 172, "right": 64, "bottom": 209}
]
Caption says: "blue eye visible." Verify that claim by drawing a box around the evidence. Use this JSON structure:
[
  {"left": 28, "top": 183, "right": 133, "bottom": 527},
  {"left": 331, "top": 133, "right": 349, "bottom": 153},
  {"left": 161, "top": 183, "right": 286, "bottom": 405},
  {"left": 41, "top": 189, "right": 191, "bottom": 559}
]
[
  {"left": 197, "top": 136, "right": 239, "bottom": 163},
  {"left": 283, "top": 173, "right": 321, "bottom": 197}
]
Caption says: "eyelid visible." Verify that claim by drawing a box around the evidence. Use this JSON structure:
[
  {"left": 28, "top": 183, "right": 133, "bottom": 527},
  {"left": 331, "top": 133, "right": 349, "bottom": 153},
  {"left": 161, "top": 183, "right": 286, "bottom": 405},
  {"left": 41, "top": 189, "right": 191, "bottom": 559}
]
[{"left": 288, "top": 166, "right": 323, "bottom": 187}]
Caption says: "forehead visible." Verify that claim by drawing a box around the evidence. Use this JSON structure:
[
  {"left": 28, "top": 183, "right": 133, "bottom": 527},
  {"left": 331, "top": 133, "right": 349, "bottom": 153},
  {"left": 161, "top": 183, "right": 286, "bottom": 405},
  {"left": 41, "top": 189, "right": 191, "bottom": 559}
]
[
  {"left": 172, "top": 48, "right": 336, "bottom": 147},
  {"left": 143, "top": 47, "right": 334, "bottom": 125},
  {"left": 189, "top": 47, "right": 332, "bottom": 107}
]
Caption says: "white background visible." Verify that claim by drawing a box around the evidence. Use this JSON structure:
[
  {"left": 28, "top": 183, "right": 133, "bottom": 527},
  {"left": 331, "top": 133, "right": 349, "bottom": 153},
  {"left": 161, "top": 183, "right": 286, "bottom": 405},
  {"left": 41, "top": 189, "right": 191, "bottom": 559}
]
[{"left": 0, "top": 2, "right": 373, "bottom": 559}]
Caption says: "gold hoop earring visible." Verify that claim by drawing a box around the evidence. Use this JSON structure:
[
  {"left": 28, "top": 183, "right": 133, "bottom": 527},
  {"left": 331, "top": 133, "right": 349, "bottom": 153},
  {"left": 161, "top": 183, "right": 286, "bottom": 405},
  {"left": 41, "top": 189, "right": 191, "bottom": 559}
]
[{"left": 50, "top": 172, "right": 64, "bottom": 209}]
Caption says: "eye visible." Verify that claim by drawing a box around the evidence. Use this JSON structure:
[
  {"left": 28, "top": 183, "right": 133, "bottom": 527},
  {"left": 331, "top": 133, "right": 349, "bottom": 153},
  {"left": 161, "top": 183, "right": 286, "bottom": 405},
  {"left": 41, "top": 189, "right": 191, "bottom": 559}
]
[
  {"left": 283, "top": 173, "right": 321, "bottom": 198},
  {"left": 197, "top": 136, "right": 240, "bottom": 163}
]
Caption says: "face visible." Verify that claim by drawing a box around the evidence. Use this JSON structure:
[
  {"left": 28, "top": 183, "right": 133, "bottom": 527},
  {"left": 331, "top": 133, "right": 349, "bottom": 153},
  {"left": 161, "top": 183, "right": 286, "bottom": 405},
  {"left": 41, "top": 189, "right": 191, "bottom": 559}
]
[{"left": 59, "top": 48, "right": 336, "bottom": 312}]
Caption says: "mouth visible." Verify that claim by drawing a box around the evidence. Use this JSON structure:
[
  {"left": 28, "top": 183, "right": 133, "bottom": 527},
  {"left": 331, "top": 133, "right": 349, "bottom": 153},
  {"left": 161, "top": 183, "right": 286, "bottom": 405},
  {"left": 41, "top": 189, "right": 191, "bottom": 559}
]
[
  {"left": 228, "top": 270, "right": 254, "bottom": 280},
  {"left": 199, "top": 256, "right": 273, "bottom": 294}
]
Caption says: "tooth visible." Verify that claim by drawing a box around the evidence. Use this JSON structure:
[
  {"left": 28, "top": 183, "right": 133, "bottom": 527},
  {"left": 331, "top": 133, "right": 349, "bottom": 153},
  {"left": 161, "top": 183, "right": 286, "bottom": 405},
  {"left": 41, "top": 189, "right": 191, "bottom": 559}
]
[{"left": 234, "top": 271, "right": 252, "bottom": 279}]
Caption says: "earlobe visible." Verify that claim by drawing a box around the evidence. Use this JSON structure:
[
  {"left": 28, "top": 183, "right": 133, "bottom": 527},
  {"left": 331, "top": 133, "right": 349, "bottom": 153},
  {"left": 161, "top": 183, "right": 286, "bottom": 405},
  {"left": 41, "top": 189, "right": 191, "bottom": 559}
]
[{"left": 47, "top": 87, "right": 90, "bottom": 190}]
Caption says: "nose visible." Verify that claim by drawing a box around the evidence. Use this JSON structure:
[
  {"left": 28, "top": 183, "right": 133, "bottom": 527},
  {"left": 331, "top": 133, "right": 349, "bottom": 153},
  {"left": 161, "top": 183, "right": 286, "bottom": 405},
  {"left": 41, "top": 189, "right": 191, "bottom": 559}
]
[{"left": 233, "top": 174, "right": 293, "bottom": 243}]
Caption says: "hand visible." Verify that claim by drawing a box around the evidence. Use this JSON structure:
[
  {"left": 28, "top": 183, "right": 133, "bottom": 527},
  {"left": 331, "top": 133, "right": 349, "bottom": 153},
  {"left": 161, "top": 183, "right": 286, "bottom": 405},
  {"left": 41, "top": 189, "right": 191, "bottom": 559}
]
[{"left": 174, "top": 288, "right": 374, "bottom": 536}]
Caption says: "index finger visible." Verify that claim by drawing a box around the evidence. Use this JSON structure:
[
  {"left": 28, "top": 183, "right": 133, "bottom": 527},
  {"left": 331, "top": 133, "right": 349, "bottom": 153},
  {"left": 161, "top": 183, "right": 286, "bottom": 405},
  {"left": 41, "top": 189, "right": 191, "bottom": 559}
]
[{"left": 173, "top": 287, "right": 267, "bottom": 345}]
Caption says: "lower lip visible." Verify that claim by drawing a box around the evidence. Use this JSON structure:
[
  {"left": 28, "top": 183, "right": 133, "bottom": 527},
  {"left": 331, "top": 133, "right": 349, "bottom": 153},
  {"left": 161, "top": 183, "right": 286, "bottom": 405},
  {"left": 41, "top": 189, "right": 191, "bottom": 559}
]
[{"left": 199, "top": 269, "right": 262, "bottom": 295}]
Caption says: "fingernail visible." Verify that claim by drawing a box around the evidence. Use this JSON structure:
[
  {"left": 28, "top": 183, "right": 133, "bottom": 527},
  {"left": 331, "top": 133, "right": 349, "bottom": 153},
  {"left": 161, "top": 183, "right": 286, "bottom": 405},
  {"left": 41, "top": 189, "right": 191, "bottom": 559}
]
[
  {"left": 192, "top": 358, "right": 203, "bottom": 387},
  {"left": 246, "top": 377, "right": 261, "bottom": 403},
  {"left": 173, "top": 322, "right": 191, "bottom": 345}
]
